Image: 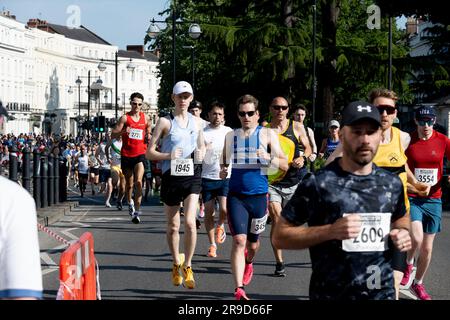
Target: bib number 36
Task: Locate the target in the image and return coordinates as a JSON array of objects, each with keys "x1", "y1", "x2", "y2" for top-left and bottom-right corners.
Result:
[
  {"x1": 171, "y1": 159, "x2": 194, "y2": 176},
  {"x1": 250, "y1": 215, "x2": 268, "y2": 235}
]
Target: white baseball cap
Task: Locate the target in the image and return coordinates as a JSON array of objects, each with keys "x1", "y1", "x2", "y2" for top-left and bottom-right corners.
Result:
[
  {"x1": 172, "y1": 81, "x2": 193, "y2": 95},
  {"x1": 329, "y1": 120, "x2": 340, "y2": 128}
]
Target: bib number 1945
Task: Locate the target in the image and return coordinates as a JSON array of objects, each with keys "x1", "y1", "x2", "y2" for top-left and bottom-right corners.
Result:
[{"x1": 171, "y1": 159, "x2": 194, "y2": 176}]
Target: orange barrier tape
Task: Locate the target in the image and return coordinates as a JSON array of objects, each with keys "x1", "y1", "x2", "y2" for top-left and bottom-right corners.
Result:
[{"x1": 58, "y1": 232, "x2": 98, "y2": 300}]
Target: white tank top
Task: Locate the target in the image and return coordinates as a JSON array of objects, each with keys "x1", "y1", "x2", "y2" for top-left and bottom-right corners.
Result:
[{"x1": 78, "y1": 155, "x2": 89, "y2": 174}]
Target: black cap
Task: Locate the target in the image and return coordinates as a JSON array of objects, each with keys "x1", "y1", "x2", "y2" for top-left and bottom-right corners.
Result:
[
  {"x1": 415, "y1": 105, "x2": 436, "y2": 120},
  {"x1": 341, "y1": 101, "x2": 381, "y2": 127}
]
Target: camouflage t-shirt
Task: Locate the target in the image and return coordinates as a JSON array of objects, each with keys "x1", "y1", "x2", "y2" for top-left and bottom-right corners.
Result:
[{"x1": 282, "y1": 158, "x2": 406, "y2": 300}]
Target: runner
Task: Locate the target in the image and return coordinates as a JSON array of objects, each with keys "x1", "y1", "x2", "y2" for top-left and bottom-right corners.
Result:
[
  {"x1": 266, "y1": 96, "x2": 312, "y2": 277},
  {"x1": 273, "y1": 100, "x2": 411, "y2": 300},
  {"x1": 201, "y1": 101, "x2": 233, "y2": 258},
  {"x1": 111, "y1": 92, "x2": 152, "y2": 223},
  {"x1": 106, "y1": 135, "x2": 125, "y2": 211},
  {"x1": 400, "y1": 106, "x2": 450, "y2": 300},
  {"x1": 88, "y1": 143, "x2": 100, "y2": 195},
  {"x1": 326, "y1": 88, "x2": 428, "y2": 299},
  {"x1": 220, "y1": 94, "x2": 288, "y2": 300},
  {"x1": 147, "y1": 81, "x2": 206, "y2": 289},
  {"x1": 96, "y1": 138, "x2": 113, "y2": 207},
  {"x1": 318, "y1": 120, "x2": 340, "y2": 160},
  {"x1": 76, "y1": 144, "x2": 89, "y2": 198}
]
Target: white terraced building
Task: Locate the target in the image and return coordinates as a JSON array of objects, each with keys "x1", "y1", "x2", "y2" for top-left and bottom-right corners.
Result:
[{"x1": 0, "y1": 11, "x2": 160, "y2": 136}]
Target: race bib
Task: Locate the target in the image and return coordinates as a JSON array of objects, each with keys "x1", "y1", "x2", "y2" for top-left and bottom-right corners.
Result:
[
  {"x1": 128, "y1": 128, "x2": 143, "y2": 140},
  {"x1": 415, "y1": 168, "x2": 438, "y2": 186},
  {"x1": 342, "y1": 213, "x2": 391, "y2": 252},
  {"x1": 171, "y1": 158, "x2": 194, "y2": 176},
  {"x1": 250, "y1": 214, "x2": 268, "y2": 235}
]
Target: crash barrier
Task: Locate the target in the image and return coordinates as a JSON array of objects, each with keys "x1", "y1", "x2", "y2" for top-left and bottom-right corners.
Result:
[
  {"x1": 6, "y1": 146, "x2": 67, "y2": 207},
  {"x1": 58, "y1": 232, "x2": 101, "y2": 300}
]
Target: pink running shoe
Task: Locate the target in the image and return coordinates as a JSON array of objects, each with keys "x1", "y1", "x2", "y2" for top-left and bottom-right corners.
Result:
[
  {"x1": 410, "y1": 283, "x2": 432, "y2": 300},
  {"x1": 243, "y1": 262, "x2": 254, "y2": 286},
  {"x1": 400, "y1": 263, "x2": 414, "y2": 286},
  {"x1": 234, "y1": 287, "x2": 250, "y2": 300}
]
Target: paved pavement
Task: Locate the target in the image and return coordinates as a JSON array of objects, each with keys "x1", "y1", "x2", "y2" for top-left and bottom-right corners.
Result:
[{"x1": 38, "y1": 186, "x2": 450, "y2": 300}]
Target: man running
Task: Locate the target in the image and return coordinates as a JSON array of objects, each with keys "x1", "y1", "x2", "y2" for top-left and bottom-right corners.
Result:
[
  {"x1": 400, "y1": 106, "x2": 450, "y2": 300},
  {"x1": 273, "y1": 101, "x2": 411, "y2": 300},
  {"x1": 220, "y1": 94, "x2": 288, "y2": 300},
  {"x1": 326, "y1": 88, "x2": 428, "y2": 299},
  {"x1": 111, "y1": 92, "x2": 151, "y2": 223},
  {"x1": 201, "y1": 101, "x2": 233, "y2": 258},
  {"x1": 106, "y1": 135, "x2": 125, "y2": 210},
  {"x1": 147, "y1": 81, "x2": 205, "y2": 289},
  {"x1": 266, "y1": 96, "x2": 312, "y2": 277}
]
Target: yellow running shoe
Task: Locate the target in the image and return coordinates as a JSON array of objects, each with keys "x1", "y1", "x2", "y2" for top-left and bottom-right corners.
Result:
[
  {"x1": 172, "y1": 253, "x2": 185, "y2": 286},
  {"x1": 183, "y1": 266, "x2": 196, "y2": 289}
]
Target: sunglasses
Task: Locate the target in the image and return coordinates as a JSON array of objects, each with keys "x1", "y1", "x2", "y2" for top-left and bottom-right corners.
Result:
[
  {"x1": 418, "y1": 119, "x2": 435, "y2": 127},
  {"x1": 238, "y1": 111, "x2": 256, "y2": 117},
  {"x1": 271, "y1": 105, "x2": 289, "y2": 111},
  {"x1": 131, "y1": 102, "x2": 143, "y2": 106},
  {"x1": 376, "y1": 105, "x2": 396, "y2": 115}
]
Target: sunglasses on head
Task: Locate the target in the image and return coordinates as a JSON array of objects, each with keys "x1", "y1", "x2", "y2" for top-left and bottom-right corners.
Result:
[
  {"x1": 417, "y1": 119, "x2": 435, "y2": 127},
  {"x1": 238, "y1": 111, "x2": 256, "y2": 117},
  {"x1": 131, "y1": 102, "x2": 143, "y2": 106},
  {"x1": 376, "y1": 105, "x2": 396, "y2": 115},
  {"x1": 271, "y1": 105, "x2": 289, "y2": 111}
]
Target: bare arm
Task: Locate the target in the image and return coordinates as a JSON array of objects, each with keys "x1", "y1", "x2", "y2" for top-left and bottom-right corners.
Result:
[
  {"x1": 105, "y1": 139, "x2": 112, "y2": 163},
  {"x1": 272, "y1": 215, "x2": 361, "y2": 250},
  {"x1": 146, "y1": 117, "x2": 172, "y2": 161},
  {"x1": 318, "y1": 138, "x2": 327, "y2": 158},
  {"x1": 194, "y1": 117, "x2": 206, "y2": 163},
  {"x1": 308, "y1": 128, "x2": 318, "y2": 153},
  {"x1": 219, "y1": 131, "x2": 233, "y2": 179},
  {"x1": 145, "y1": 114, "x2": 152, "y2": 143},
  {"x1": 406, "y1": 162, "x2": 430, "y2": 196},
  {"x1": 325, "y1": 142, "x2": 343, "y2": 166},
  {"x1": 400, "y1": 130, "x2": 411, "y2": 151},
  {"x1": 265, "y1": 127, "x2": 288, "y2": 172},
  {"x1": 110, "y1": 115, "x2": 127, "y2": 139}
]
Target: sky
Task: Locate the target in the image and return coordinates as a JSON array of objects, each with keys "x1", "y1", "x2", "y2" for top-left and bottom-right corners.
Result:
[{"x1": 0, "y1": 0, "x2": 170, "y2": 50}]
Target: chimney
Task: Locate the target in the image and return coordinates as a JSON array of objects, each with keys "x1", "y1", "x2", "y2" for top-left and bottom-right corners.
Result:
[
  {"x1": 406, "y1": 17, "x2": 418, "y2": 36},
  {"x1": 126, "y1": 45, "x2": 144, "y2": 56},
  {"x1": 1, "y1": 10, "x2": 16, "y2": 20}
]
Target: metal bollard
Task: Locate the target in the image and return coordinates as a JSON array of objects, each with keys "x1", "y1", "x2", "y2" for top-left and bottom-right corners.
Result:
[
  {"x1": 8, "y1": 145, "x2": 18, "y2": 183},
  {"x1": 33, "y1": 149, "x2": 41, "y2": 209},
  {"x1": 48, "y1": 153, "x2": 54, "y2": 206},
  {"x1": 40, "y1": 152, "x2": 48, "y2": 208},
  {"x1": 54, "y1": 155, "x2": 60, "y2": 204},
  {"x1": 22, "y1": 147, "x2": 31, "y2": 192}
]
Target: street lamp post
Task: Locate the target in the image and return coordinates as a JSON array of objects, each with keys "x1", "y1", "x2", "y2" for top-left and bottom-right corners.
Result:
[
  {"x1": 312, "y1": 0, "x2": 317, "y2": 129},
  {"x1": 147, "y1": 5, "x2": 202, "y2": 87},
  {"x1": 182, "y1": 45, "x2": 195, "y2": 90},
  {"x1": 388, "y1": 15, "x2": 393, "y2": 90},
  {"x1": 97, "y1": 52, "x2": 136, "y2": 120},
  {"x1": 76, "y1": 77, "x2": 82, "y2": 131}
]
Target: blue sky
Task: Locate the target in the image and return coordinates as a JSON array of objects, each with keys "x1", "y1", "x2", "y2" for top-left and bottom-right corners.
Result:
[{"x1": 0, "y1": 0, "x2": 170, "y2": 49}]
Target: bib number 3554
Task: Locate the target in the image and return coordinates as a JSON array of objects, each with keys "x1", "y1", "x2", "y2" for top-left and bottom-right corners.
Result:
[
  {"x1": 342, "y1": 212, "x2": 391, "y2": 252},
  {"x1": 171, "y1": 159, "x2": 194, "y2": 176}
]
